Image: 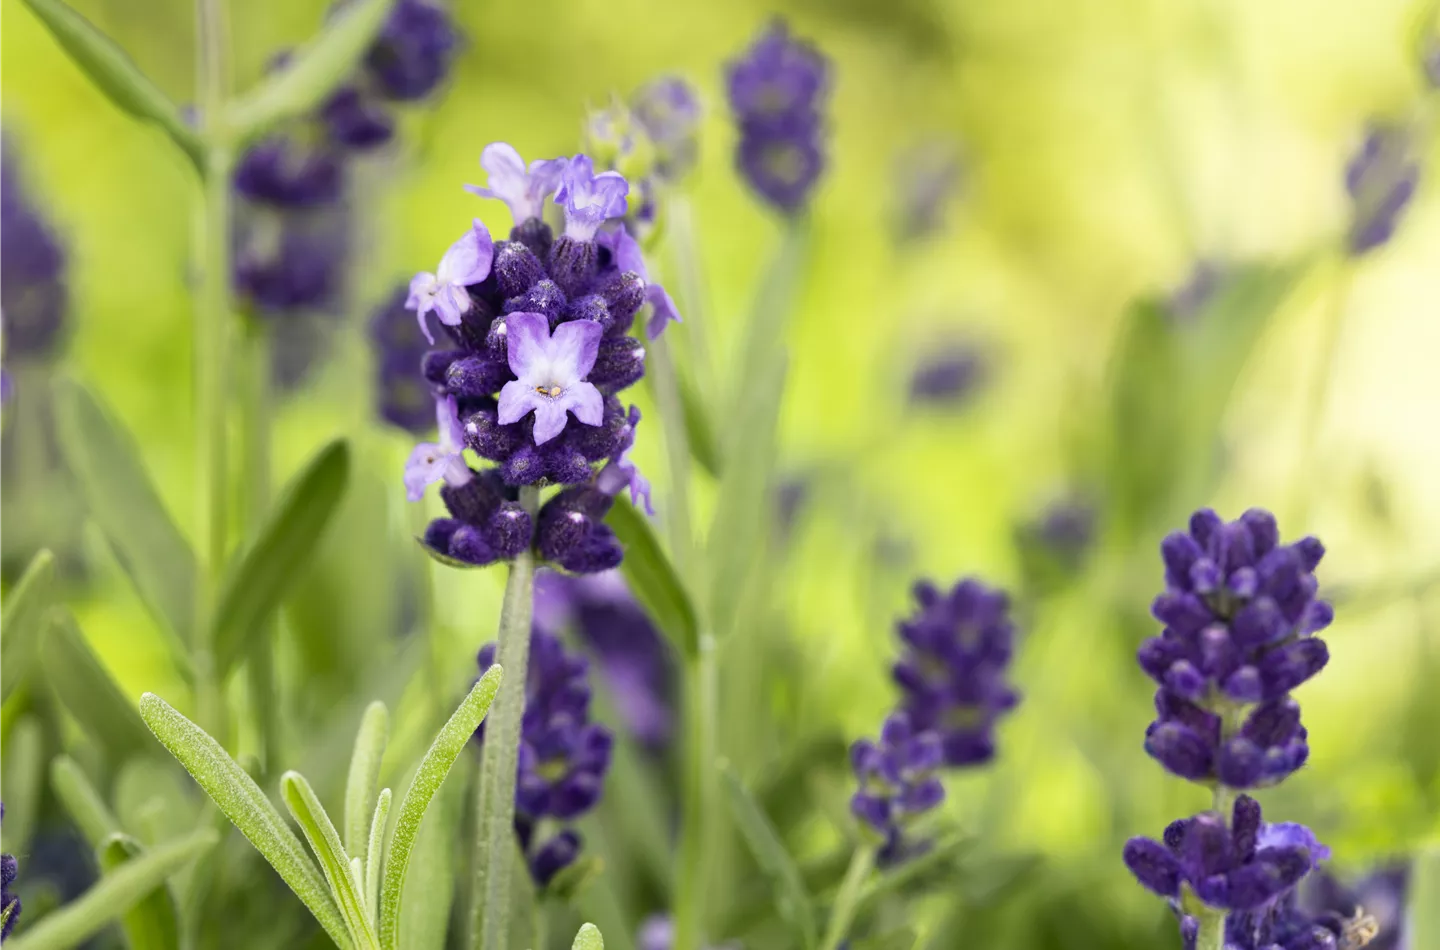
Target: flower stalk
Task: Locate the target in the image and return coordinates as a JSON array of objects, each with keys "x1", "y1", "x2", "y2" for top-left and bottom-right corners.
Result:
[
  {"x1": 239, "y1": 314, "x2": 277, "y2": 774},
  {"x1": 820, "y1": 845, "x2": 876, "y2": 950}
]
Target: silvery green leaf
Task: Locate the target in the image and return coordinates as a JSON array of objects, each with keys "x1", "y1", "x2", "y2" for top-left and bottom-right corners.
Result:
[
  {"x1": 366, "y1": 789, "x2": 392, "y2": 926},
  {"x1": 43, "y1": 610, "x2": 154, "y2": 767},
  {"x1": 50, "y1": 755, "x2": 122, "y2": 848},
  {"x1": 281, "y1": 771, "x2": 379, "y2": 949},
  {"x1": 345, "y1": 701, "x2": 390, "y2": 865},
  {"x1": 1, "y1": 549, "x2": 55, "y2": 701},
  {"x1": 138, "y1": 693, "x2": 350, "y2": 947},
  {"x1": 213, "y1": 439, "x2": 350, "y2": 678},
  {"x1": 0, "y1": 716, "x2": 44, "y2": 852},
  {"x1": 1409, "y1": 846, "x2": 1440, "y2": 950},
  {"x1": 15, "y1": 0, "x2": 203, "y2": 171},
  {"x1": 379, "y1": 665, "x2": 503, "y2": 950},
  {"x1": 97, "y1": 834, "x2": 182, "y2": 950},
  {"x1": 571, "y1": 923, "x2": 604, "y2": 950},
  {"x1": 606, "y1": 497, "x2": 698, "y2": 658},
  {"x1": 224, "y1": 0, "x2": 391, "y2": 142},
  {"x1": 678, "y1": 371, "x2": 721, "y2": 476},
  {"x1": 4, "y1": 829, "x2": 216, "y2": 950},
  {"x1": 397, "y1": 771, "x2": 461, "y2": 950},
  {"x1": 52, "y1": 378, "x2": 196, "y2": 658},
  {"x1": 720, "y1": 763, "x2": 818, "y2": 950}
]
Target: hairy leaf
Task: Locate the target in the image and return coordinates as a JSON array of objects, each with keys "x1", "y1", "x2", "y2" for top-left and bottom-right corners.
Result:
[
  {"x1": 1, "y1": 550, "x2": 55, "y2": 701},
  {"x1": 606, "y1": 497, "x2": 698, "y2": 658}
]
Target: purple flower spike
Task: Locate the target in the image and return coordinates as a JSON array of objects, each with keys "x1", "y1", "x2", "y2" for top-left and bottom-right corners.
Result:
[
  {"x1": 407, "y1": 220, "x2": 494, "y2": 342},
  {"x1": 465, "y1": 143, "x2": 566, "y2": 226},
  {"x1": 554, "y1": 155, "x2": 630, "y2": 241},
  {"x1": 403, "y1": 396, "x2": 472, "y2": 501},
  {"x1": 497, "y1": 312, "x2": 605, "y2": 444}
]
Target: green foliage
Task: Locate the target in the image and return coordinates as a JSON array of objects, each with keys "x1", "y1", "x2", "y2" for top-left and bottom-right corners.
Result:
[
  {"x1": 678, "y1": 372, "x2": 722, "y2": 476},
  {"x1": 97, "y1": 834, "x2": 182, "y2": 950},
  {"x1": 50, "y1": 755, "x2": 121, "y2": 847},
  {"x1": 606, "y1": 497, "x2": 698, "y2": 658},
  {"x1": 282, "y1": 771, "x2": 381, "y2": 949},
  {"x1": 1, "y1": 549, "x2": 55, "y2": 701},
  {"x1": 345, "y1": 701, "x2": 390, "y2": 864},
  {"x1": 1410, "y1": 846, "x2": 1440, "y2": 950},
  {"x1": 0, "y1": 716, "x2": 45, "y2": 853},
  {"x1": 43, "y1": 611, "x2": 155, "y2": 767},
  {"x1": 721, "y1": 763, "x2": 819, "y2": 950},
  {"x1": 572, "y1": 923, "x2": 605, "y2": 950}
]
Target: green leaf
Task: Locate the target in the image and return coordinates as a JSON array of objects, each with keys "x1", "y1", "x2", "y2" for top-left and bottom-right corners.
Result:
[
  {"x1": 224, "y1": 0, "x2": 392, "y2": 142},
  {"x1": 98, "y1": 834, "x2": 182, "y2": 950},
  {"x1": 545, "y1": 855, "x2": 603, "y2": 904},
  {"x1": 43, "y1": 610, "x2": 154, "y2": 765},
  {"x1": 50, "y1": 755, "x2": 122, "y2": 848},
  {"x1": 281, "y1": 771, "x2": 378, "y2": 948},
  {"x1": 1409, "y1": 846, "x2": 1440, "y2": 950},
  {"x1": 397, "y1": 771, "x2": 462, "y2": 950},
  {"x1": 0, "y1": 716, "x2": 45, "y2": 853},
  {"x1": 5, "y1": 829, "x2": 216, "y2": 950},
  {"x1": 138, "y1": 692, "x2": 350, "y2": 947},
  {"x1": 114, "y1": 758, "x2": 200, "y2": 849},
  {"x1": 1, "y1": 549, "x2": 56, "y2": 701},
  {"x1": 678, "y1": 371, "x2": 721, "y2": 477},
  {"x1": 378, "y1": 665, "x2": 504, "y2": 950},
  {"x1": 345, "y1": 701, "x2": 390, "y2": 865},
  {"x1": 572, "y1": 923, "x2": 605, "y2": 950},
  {"x1": 15, "y1": 0, "x2": 203, "y2": 171},
  {"x1": 851, "y1": 927, "x2": 917, "y2": 950},
  {"x1": 365, "y1": 789, "x2": 392, "y2": 925},
  {"x1": 720, "y1": 763, "x2": 818, "y2": 950},
  {"x1": 606, "y1": 497, "x2": 698, "y2": 658},
  {"x1": 52, "y1": 379, "x2": 197, "y2": 656},
  {"x1": 213, "y1": 439, "x2": 350, "y2": 678}
]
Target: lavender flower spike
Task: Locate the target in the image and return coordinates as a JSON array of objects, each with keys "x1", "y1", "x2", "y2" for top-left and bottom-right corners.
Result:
[
  {"x1": 497, "y1": 312, "x2": 605, "y2": 444},
  {"x1": 407, "y1": 220, "x2": 494, "y2": 342},
  {"x1": 404, "y1": 395, "x2": 472, "y2": 500},
  {"x1": 465, "y1": 143, "x2": 566, "y2": 226},
  {"x1": 554, "y1": 155, "x2": 630, "y2": 241},
  {"x1": 600, "y1": 225, "x2": 681, "y2": 339}
]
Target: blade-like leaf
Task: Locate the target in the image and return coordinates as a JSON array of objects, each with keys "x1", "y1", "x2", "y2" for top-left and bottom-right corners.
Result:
[
  {"x1": 282, "y1": 771, "x2": 378, "y2": 948},
  {"x1": 43, "y1": 610, "x2": 154, "y2": 765},
  {"x1": 720, "y1": 763, "x2": 818, "y2": 950},
  {"x1": 50, "y1": 755, "x2": 122, "y2": 847},
  {"x1": 214, "y1": 439, "x2": 350, "y2": 677},
  {"x1": 224, "y1": 0, "x2": 392, "y2": 142},
  {"x1": 396, "y1": 773, "x2": 460, "y2": 950},
  {"x1": 0, "y1": 717, "x2": 45, "y2": 852},
  {"x1": 15, "y1": 0, "x2": 203, "y2": 171},
  {"x1": 366, "y1": 789, "x2": 391, "y2": 925},
  {"x1": 572, "y1": 924, "x2": 604, "y2": 950},
  {"x1": 678, "y1": 371, "x2": 721, "y2": 477},
  {"x1": 98, "y1": 834, "x2": 182, "y2": 950},
  {"x1": 345, "y1": 701, "x2": 390, "y2": 864},
  {"x1": 1, "y1": 549, "x2": 55, "y2": 701},
  {"x1": 52, "y1": 378, "x2": 197, "y2": 655},
  {"x1": 606, "y1": 497, "x2": 698, "y2": 659},
  {"x1": 138, "y1": 692, "x2": 350, "y2": 947},
  {"x1": 5, "y1": 829, "x2": 215, "y2": 950},
  {"x1": 1409, "y1": 846, "x2": 1440, "y2": 950},
  {"x1": 378, "y1": 665, "x2": 504, "y2": 950}
]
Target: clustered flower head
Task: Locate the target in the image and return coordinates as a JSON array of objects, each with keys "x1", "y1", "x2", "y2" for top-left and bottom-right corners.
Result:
[
  {"x1": 725, "y1": 20, "x2": 831, "y2": 214},
  {"x1": 850, "y1": 578, "x2": 1020, "y2": 864},
  {"x1": 1345, "y1": 122, "x2": 1420, "y2": 256},
  {"x1": 2, "y1": 803, "x2": 19, "y2": 940},
  {"x1": 1, "y1": 135, "x2": 69, "y2": 367},
  {"x1": 401, "y1": 143, "x2": 672, "y2": 572},
  {"x1": 1138, "y1": 508, "x2": 1331, "y2": 789},
  {"x1": 475, "y1": 632, "x2": 613, "y2": 888}
]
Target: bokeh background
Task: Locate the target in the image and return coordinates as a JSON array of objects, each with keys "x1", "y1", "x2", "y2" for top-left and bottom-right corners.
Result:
[{"x1": 4, "y1": 0, "x2": 1440, "y2": 947}]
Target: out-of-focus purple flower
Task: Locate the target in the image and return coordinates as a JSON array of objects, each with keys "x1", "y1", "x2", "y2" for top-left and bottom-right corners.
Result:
[
  {"x1": 850, "y1": 713, "x2": 946, "y2": 864},
  {"x1": 408, "y1": 221, "x2": 494, "y2": 343},
  {"x1": 1166, "y1": 260, "x2": 1224, "y2": 321},
  {"x1": 725, "y1": 20, "x2": 831, "y2": 214},
  {"x1": 1, "y1": 138, "x2": 68, "y2": 362},
  {"x1": 1423, "y1": 39, "x2": 1440, "y2": 89},
  {"x1": 319, "y1": 85, "x2": 395, "y2": 150},
  {"x1": 234, "y1": 138, "x2": 346, "y2": 209},
  {"x1": 363, "y1": 0, "x2": 459, "y2": 102},
  {"x1": 496, "y1": 312, "x2": 604, "y2": 444},
  {"x1": 1345, "y1": 123, "x2": 1421, "y2": 255},
  {"x1": 555, "y1": 155, "x2": 630, "y2": 241},
  {"x1": 535, "y1": 568, "x2": 675, "y2": 748},
  {"x1": 631, "y1": 77, "x2": 702, "y2": 180},
  {"x1": 370, "y1": 286, "x2": 435, "y2": 433},
  {"x1": 1137, "y1": 508, "x2": 1330, "y2": 788},
  {"x1": 892, "y1": 578, "x2": 1020, "y2": 767},
  {"x1": 233, "y1": 207, "x2": 350, "y2": 315},
  {"x1": 907, "y1": 340, "x2": 987, "y2": 407},
  {"x1": 476, "y1": 631, "x2": 613, "y2": 887},
  {"x1": 637, "y1": 914, "x2": 740, "y2": 950},
  {"x1": 465, "y1": 143, "x2": 567, "y2": 228},
  {"x1": 2, "y1": 803, "x2": 19, "y2": 940},
  {"x1": 894, "y1": 140, "x2": 961, "y2": 242},
  {"x1": 1300, "y1": 863, "x2": 1407, "y2": 950}
]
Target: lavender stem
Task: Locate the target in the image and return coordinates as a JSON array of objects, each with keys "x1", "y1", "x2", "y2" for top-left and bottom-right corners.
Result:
[
  {"x1": 819, "y1": 845, "x2": 876, "y2": 950},
  {"x1": 239, "y1": 315, "x2": 277, "y2": 775}
]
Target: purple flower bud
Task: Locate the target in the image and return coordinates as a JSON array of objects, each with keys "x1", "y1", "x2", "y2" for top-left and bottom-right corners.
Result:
[
  {"x1": 364, "y1": 0, "x2": 458, "y2": 102},
  {"x1": 1123, "y1": 837, "x2": 1182, "y2": 898},
  {"x1": 319, "y1": 86, "x2": 394, "y2": 150},
  {"x1": 493, "y1": 241, "x2": 547, "y2": 297},
  {"x1": 1144, "y1": 721, "x2": 1214, "y2": 780},
  {"x1": 1346, "y1": 123, "x2": 1421, "y2": 255},
  {"x1": 234, "y1": 138, "x2": 344, "y2": 209}
]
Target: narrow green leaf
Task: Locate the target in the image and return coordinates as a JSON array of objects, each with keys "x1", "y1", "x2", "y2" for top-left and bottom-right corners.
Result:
[
  {"x1": 0, "y1": 717, "x2": 45, "y2": 852},
  {"x1": 678, "y1": 372, "x2": 721, "y2": 477},
  {"x1": 282, "y1": 771, "x2": 378, "y2": 948},
  {"x1": 225, "y1": 0, "x2": 392, "y2": 142},
  {"x1": 98, "y1": 834, "x2": 182, "y2": 950},
  {"x1": 1409, "y1": 846, "x2": 1440, "y2": 950},
  {"x1": 606, "y1": 497, "x2": 698, "y2": 658},
  {"x1": 365, "y1": 789, "x2": 392, "y2": 925},
  {"x1": 854, "y1": 835, "x2": 973, "y2": 914},
  {"x1": 1, "y1": 549, "x2": 56, "y2": 701},
  {"x1": 52, "y1": 378, "x2": 197, "y2": 654},
  {"x1": 397, "y1": 772, "x2": 461, "y2": 950},
  {"x1": 572, "y1": 923, "x2": 604, "y2": 950},
  {"x1": 43, "y1": 610, "x2": 153, "y2": 764},
  {"x1": 15, "y1": 0, "x2": 203, "y2": 171},
  {"x1": 379, "y1": 665, "x2": 504, "y2": 950},
  {"x1": 50, "y1": 755, "x2": 122, "y2": 847},
  {"x1": 214, "y1": 439, "x2": 351, "y2": 678},
  {"x1": 138, "y1": 692, "x2": 350, "y2": 947},
  {"x1": 114, "y1": 758, "x2": 200, "y2": 849},
  {"x1": 851, "y1": 927, "x2": 917, "y2": 950},
  {"x1": 5, "y1": 829, "x2": 215, "y2": 950},
  {"x1": 345, "y1": 701, "x2": 390, "y2": 865},
  {"x1": 720, "y1": 763, "x2": 818, "y2": 950}
]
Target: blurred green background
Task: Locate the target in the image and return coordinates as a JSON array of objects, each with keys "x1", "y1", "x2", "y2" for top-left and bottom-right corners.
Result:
[{"x1": 4, "y1": 0, "x2": 1440, "y2": 946}]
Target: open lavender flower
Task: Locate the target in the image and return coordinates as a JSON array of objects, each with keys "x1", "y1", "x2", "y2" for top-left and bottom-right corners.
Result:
[
  {"x1": 725, "y1": 20, "x2": 831, "y2": 214},
  {"x1": 408, "y1": 221, "x2": 494, "y2": 342},
  {"x1": 496, "y1": 313, "x2": 604, "y2": 443},
  {"x1": 475, "y1": 631, "x2": 614, "y2": 888},
  {"x1": 1345, "y1": 123, "x2": 1421, "y2": 255},
  {"x1": 850, "y1": 713, "x2": 946, "y2": 864},
  {"x1": 1138, "y1": 508, "x2": 1331, "y2": 789},
  {"x1": 2, "y1": 804, "x2": 18, "y2": 940},
  {"x1": 892, "y1": 579, "x2": 1020, "y2": 767}
]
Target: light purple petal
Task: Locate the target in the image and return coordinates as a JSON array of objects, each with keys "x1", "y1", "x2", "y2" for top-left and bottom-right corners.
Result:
[
  {"x1": 438, "y1": 220, "x2": 494, "y2": 286},
  {"x1": 550, "y1": 319, "x2": 604, "y2": 378},
  {"x1": 644, "y1": 283, "x2": 681, "y2": 339},
  {"x1": 497, "y1": 379, "x2": 542, "y2": 426},
  {"x1": 504, "y1": 311, "x2": 552, "y2": 378},
  {"x1": 436, "y1": 283, "x2": 471, "y2": 326},
  {"x1": 404, "y1": 441, "x2": 447, "y2": 501},
  {"x1": 437, "y1": 395, "x2": 465, "y2": 450},
  {"x1": 528, "y1": 157, "x2": 567, "y2": 200},
  {"x1": 610, "y1": 224, "x2": 648, "y2": 278},
  {"x1": 407, "y1": 271, "x2": 438, "y2": 342},
  {"x1": 557, "y1": 155, "x2": 631, "y2": 240},
  {"x1": 531, "y1": 400, "x2": 571, "y2": 444},
  {"x1": 564, "y1": 380, "x2": 604, "y2": 427}
]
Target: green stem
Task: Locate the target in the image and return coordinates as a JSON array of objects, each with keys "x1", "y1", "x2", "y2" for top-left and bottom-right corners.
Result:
[
  {"x1": 820, "y1": 845, "x2": 876, "y2": 950},
  {"x1": 472, "y1": 487, "x2": 539, "y2": 950},
  {"x1": 239, "y1": 316, "x2": 276, "y2": 775},
  {"x1": 674, "y1": 634, "x2": 718, "y2": 950},
  {"x1": 668, "y1": 196, "x2": 716, "y2": 407},
  {"x1": 647, "y1": 334, "x2": 695, "y2": 574}
]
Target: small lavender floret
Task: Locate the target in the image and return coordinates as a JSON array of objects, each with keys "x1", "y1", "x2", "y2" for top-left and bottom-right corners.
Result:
[
  {"x1": 1345, "y1": 123, "x2": 1421, "y2": 255},
  {"x1": 234, "y1": 139, "x2": 345, "y2": 209},
  {"x1": 495, "y1": 312, "x2": 605, "y2": 445},
  {"x1": 408, "y1": 221, "x2": 495, "y2": 343},
  {"x1": 907, "y1": 340, "x2": 987, "y2": 407},
  {"x1": 465, "y1": 143, "x2": 567, "y2": 228},
  {"x1": 319, "y1": 85, "x2": 395, "y2": 150},
  {"x1": 1, "y1": 140, "x2": 69, "y2": 361},
  {"x1": 850, "y1": 713, "x2": 946, "y2": 864}
]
